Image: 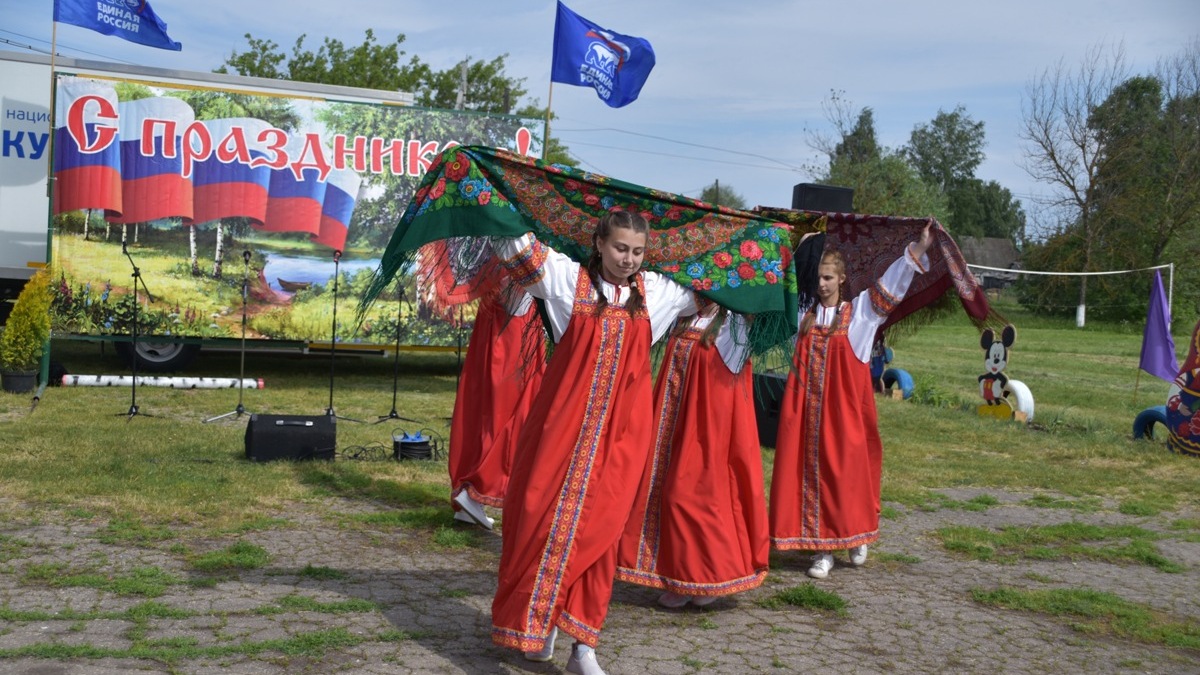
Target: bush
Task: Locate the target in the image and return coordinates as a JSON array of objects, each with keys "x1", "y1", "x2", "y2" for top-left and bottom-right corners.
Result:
[{"x1": 0, "y1": 268, "x2": 54, "y2": 372}]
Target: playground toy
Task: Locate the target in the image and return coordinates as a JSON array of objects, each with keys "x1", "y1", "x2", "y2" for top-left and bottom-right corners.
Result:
[{"x1": 977, "y1": 325, "x2": 1034, "y2": 423}]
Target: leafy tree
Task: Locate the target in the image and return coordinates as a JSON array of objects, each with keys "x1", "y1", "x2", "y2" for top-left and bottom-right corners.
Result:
[
  {"x1": 903, "y1": 105, "x2": 985, "y2": 192},
  {"x1": 833, "y1": 108, "x2": 881, "y2": 165},
  {"x1": 219, "y1": 30, "x2": 417, "y2": 92},
  {"x1": 216, "y1": 31, "x2": 572, "y2": 250},
  {"x1": 1019, "y1": 42, "x2": 1131, "y2": 318},
  {"x1": 827, "y1": 153, "x2": 948, "y2": 221},
  {"x1": 904, "y1": 106, "x2": 1025, "y2": 244},
  {"x1": 514, "y1": 104, "x2": 576, "y2": 167},
  {"x1": 699, "y1": 181, "x2": 747, "y2": 210},
  {"x1": 946, "y1": 178, "x2": 1026, "y2": 242},
  {"x1": 414, "y1": 55, "x2": 526, "y2": 113},
  {"x1": 1020, "y1": 40, "x2": 1200, "y2": 323},
  {"x1": 807, "y1": 92, "x2": 947, "y2": 219}
]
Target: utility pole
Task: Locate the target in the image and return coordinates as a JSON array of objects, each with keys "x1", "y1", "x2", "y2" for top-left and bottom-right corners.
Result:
[{"x1": 455, "y1": 60, "x2": 468, "y2": 110}]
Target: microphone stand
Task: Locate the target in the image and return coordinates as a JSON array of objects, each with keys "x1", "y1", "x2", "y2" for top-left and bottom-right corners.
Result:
[
  {"x1": 115, "y1": 240, "x2": 154, "y2": 421},
  {"x1": 204, "y1": 250, "x2": 255, "y2": 423},
  {"x1": 376, "y1": 280, "x2": 420, "y2": 424},
  {"x1": 325, "y1": 250, "x2": 362, "y2": 423}
]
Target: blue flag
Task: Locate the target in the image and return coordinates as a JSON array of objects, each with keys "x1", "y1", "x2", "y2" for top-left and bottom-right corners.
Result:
[
  {"x1": 1139, "y1": 269, "x2": 1179, "y2": 382},
  {"x1": 54, "y1": 0, "x2": 182, "y2": 52},
  {"x1": 550, "y1": 1, "x2": 654, "y2": 108}
]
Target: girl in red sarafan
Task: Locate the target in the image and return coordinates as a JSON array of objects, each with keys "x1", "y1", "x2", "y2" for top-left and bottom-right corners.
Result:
[
  {"x1": 616, "y1": 306, "x2": 769, "y2": 608},
  {"x1": 490, "y1": 211, "x2": 701, "y2": 675},
  {"x1": 770, "y1": 224, "x2": 932, "y2": 580},
  {"x1": 448, "y1": 281, "x2": 547, "y2": 530}
]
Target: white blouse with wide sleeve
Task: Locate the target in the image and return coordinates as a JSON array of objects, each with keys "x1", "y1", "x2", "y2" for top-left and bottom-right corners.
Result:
[
  {"x1": 804, "y1": 243, "x2": 930, "y2": 363},
  {"x1": 497, "y1": 233, "x2": 699, "y2": 344},
  {"x1": 683, "y1": 312, "x2": 751, "y2": 375}
]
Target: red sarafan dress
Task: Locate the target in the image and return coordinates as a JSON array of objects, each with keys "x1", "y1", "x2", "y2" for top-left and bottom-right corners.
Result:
[
  {"x1": 491, "y1": 235, "x2": 697, "y2": 651},
  {"x1": 616, "y1": 313, "x2": 769, "y2": 597},
  {"x1": 770, "y1": 246, "x2": 927, "y2": 552},
  {"x1": 448, "y1": 289, "x2": 546, "y2": 508}
]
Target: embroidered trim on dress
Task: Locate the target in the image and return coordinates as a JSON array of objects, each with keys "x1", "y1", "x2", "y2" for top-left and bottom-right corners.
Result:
[{"x1": 501, "y1": 238, "x2": 549, "y2": 288}]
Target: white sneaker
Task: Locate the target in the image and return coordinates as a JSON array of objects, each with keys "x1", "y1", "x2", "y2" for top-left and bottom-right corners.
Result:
[
  {"x1": 848, "y1": 544, "x2": 869, "y2": 567},
  {"x1": 657, "y1": 591, "x2": 691, "y2": 608},
  {"x1": 452, "y1": 490, "x2": 494, "y2": 530},
  {"x1": 807, "y1": 552, "x2": 834, "y2": 579},
  {"x1": 523, "y1": 627, "x2": 556, "y2": 662},
  {"x1": 566, "y1": 644, "x2": 608, "y2": 675}
]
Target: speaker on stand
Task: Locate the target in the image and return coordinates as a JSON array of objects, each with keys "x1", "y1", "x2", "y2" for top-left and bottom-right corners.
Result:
[
  {"x1": 792, "y1": 183, "x2": 854, "y2": 213},
  {"x1": 753, "y1": 371, "x2": 788, "y2": 449}
]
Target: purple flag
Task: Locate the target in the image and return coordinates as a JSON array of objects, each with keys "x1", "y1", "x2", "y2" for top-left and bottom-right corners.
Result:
[{"x1": 1139, "y1": 269, "x2": 1179, "y2": 382}]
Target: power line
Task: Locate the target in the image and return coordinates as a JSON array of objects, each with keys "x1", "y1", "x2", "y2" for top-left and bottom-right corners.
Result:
[
  {"x1": 563, "y1": 139, "x2": 806, "y2": 173},
  {"x1": 554, "y1": 124, "x2": 807, "y2": 172},
  {"x1": 0, "y1": 28, "x2": 137, "y2": 64}
]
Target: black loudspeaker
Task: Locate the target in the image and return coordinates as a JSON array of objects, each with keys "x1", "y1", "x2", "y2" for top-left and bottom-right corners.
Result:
[
  {"x1": 792, "y1": 183, "x2": 854, "y2": 213},
  {"x1": 753, "y1": 372, "x2": 788, "y2": 449},
  {"x1": 244, "y1": 414, "x2": 336, "y2": 461}
]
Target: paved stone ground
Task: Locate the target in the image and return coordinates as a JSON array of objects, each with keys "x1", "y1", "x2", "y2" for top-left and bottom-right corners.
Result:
[{"x1": 0, "y1": 488, "x2": 1197, "y2": 675}]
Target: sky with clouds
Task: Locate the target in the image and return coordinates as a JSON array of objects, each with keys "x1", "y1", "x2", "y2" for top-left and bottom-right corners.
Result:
[{"x1": 3, "y1": 0, "x2": 1197, "y2": 227}]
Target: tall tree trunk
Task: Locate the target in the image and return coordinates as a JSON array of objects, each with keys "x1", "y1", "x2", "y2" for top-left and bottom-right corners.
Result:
[
  {"x1": 189, "y1": 226, "x2": 200, "y2": 276},
  {"x1": 133, "y1": 223, "x2": 140, "y2": 244},
  {"x1": 83, "y1": 210, "x2": 91, "y2": 241},
  {"x1": 212, "y1": 222, "x2": 225, "y2": 279},
  {"x1": 1076, "y1": 232, "x2": 1093, "y2": 327}
]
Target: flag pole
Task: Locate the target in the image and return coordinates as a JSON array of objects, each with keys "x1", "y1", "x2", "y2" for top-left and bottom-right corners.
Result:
[
  {"x1": 543, "y1": 82, "x2": 554, "y2": 158},
  {"x1": 47, "y1": 17, "x2": 59, "y2": 198},
  {"x1": 41, "y1": 16, "x2": 61, "y2": 392}
]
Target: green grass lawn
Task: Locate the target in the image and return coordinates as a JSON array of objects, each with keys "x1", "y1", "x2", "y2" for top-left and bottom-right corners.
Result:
[{"x1": 1, "y1": 296, "x2": 1197, "y2": 531}]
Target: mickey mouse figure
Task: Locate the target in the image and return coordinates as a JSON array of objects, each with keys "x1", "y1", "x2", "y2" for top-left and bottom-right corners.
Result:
[{"x1": 979, "y1": 325, "x2": 1016, "y2": 406}]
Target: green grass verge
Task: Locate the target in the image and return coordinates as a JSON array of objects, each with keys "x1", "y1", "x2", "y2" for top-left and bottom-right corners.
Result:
[
  {"x1": 973, "y1": 586, "x2": 1200, "y2": 649},
  {"x1": 937, "y1": 522, "x2": 1183, "y2": 572}
]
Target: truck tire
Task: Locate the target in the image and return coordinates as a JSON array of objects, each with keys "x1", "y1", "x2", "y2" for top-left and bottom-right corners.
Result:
[
  {"x1": 1132, "y1": 406, "x2": 1168, "y2": 441},
  {"x1": 115, "y1": 341, "x2": 200, "y2": 373},
  {"x1": 1003, "y1": 379, "x2": 1035, "y2": 422},
  {"x1": 881, "y1": 368, "x2": 914, "y2": 399}
]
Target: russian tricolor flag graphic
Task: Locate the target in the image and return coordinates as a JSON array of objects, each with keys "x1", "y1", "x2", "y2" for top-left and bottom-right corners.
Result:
[
  {"x1": 52, "y1": 78, "x2": 122, "y2": 215},
  {"x1": 106, "y1": 96, "x2": 195, "y2": 224},
  {"x1": 312, "y1": 167, "x2": 361, "y2": 252},
  {"x1": 261, "y1": 134, "x2": 326, "y2": 237},
  {"x1": 190, "y1": 118, "x2": 273, "y2": 226}
]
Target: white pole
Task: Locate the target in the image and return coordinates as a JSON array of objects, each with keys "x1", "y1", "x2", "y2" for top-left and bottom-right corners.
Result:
[{"x1": 1168, "y1": 262, "x2": 1174, "y2": 323}]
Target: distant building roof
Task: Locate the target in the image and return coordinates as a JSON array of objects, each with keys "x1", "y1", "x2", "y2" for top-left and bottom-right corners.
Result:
[{"x1": 959, "y1": 236, "x2": 1020, "y2": 269}]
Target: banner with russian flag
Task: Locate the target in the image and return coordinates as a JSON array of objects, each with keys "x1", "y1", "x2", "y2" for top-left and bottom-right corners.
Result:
[
  {"x1": 46, "y1": 69, "x2": 543, "y2": 348},
  {"x1": 52, "y1": 78, "x2": 123, "y2": 215},
  {"x1": 190, "y1": 118, "x2": 273, "y2": 226},
  {"x1": 313, "y1": 167, "x2": 362, "y2": 253},
  {"x1": 106, "y1": 96, "x2": 194, "y2": 224},
  {"x1": 260, "y1": 134, "x2": 327, "y2": 238}
]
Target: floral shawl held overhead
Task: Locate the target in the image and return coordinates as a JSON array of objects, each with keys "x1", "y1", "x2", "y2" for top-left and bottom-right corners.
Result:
[
  {"x1": 360, "y1": 146, "x2": 800, "y2": 353},
  {"x1": 756, "y1": 208, "x2": 994, "y2": 331}
]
